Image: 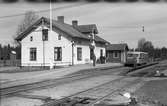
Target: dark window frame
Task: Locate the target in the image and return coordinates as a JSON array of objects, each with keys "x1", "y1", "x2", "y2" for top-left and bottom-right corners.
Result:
[
  {"x1": 54, "y1": 47, "x2": 62, "y2": 61},
  {"x1": 113, "y1": 51, "x2": 119, "y2": 58},
  {"x1": 77, "y1": 47, "x2": 82, "y2": 61},
  {"x1": 100, "y1": 49, "x2": 103, "y2": 56},
  {"x1": 30, "y1": 48, "x2": 37, "y2": 61},
  {"x1": 42, "y1": 29, "x2": 48, "y2": 41},
  {"x1": 58, "y1": 34, "x2": 61, "y2": 40},
  {"x1": 30, "y1": 36, "x2": 33, "y2": 41}
]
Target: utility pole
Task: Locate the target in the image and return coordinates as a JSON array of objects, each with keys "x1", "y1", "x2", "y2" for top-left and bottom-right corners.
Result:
[
  {"x1": 50, "y1": 0, "x2": 52, "y2": 31},
  {"x1": 91, "y1": 28, "x2": 96, "y2": 67},
  {"x1": 49, "y1": 0, "x2": 53, "y2": 69},
  {"x1": 72, "y1": 41, "x2": 74, "y2": 66},
  {"x1": 42, "y1": 18, "x2": 45, "y2": 69}
]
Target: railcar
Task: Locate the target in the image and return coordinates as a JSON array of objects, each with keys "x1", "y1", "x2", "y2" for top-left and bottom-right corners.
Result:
[{"x1": 125, "y1": 51, "x2": 148, "y2": 66}]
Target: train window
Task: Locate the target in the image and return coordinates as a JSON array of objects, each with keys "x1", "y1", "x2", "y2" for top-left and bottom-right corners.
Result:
[
  {"x1": 133, "y1": 54, "x2": 139, "y2": 58},
  {"x1": 127, "y1": 53, "x2": 138, "y2": 58},
  {"x1": 128, "y1": 53, "x2": 133, "y2": 57}
]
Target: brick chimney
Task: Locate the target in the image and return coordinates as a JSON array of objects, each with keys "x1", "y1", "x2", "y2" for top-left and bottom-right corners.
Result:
[
  {"x1": 72, "y1": 20, "x2": 78, "y2": 28},
  {"x1": 57, "y1": 16, "x2": 64, "y2": 23}
]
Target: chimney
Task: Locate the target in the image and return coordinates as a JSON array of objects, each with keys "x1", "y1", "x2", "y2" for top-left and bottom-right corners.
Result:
[
  {"x1": 72, "y1": 20, "x2": 78, "y2": 28},
  {"x1": 57, "y1": 16, "x2": 64, "y2": 23}
]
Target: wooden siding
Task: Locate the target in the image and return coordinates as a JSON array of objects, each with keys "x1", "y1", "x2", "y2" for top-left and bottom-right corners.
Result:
[{"x1": 106, "y1": 50, "x2": 122, "y2": 63}]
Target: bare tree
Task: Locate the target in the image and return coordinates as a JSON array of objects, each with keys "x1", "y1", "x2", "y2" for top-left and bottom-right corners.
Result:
[
  {"x1": 143, "y1": 41, "x2": 154, "y2": 58},
  {"x1": 16, "y1": 11, "x2": 39, "y2": 36},
  {"x1": 13, "y1": 11, "x2": 39, "y2": 45},
  {"x1": 137, "y1": 38, "x2": 146, "y2": 51}
]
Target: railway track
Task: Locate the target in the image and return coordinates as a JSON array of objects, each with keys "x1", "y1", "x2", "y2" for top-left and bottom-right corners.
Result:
[
  {"x1": 0, "y1": 66, "x2": 128, "y2": 97},
  {"x1": 39, "y1": 63, "x2": 160, "y2": 106},
  {"x1": 87, "y1": 73, "x2": 150, "y2": 106},
  {"x1": 40, "y1": 76, "x2": 127, "y2": 106},
  {"x1": 126, "y1": 62, "x2": 160, "y2": 77},
  {"x1": 0, "y1": 62, "x2": 159, "y2": 106},
  {"x1": 40, "y1": 71, "x2": 149, "y2": 106}
]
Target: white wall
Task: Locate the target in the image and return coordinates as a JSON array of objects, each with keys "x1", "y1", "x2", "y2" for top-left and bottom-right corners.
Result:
[
  {"x1": 21, "y1": 26, "x2": 72, "y2": 67},
  {"x1": 73, "y1": 44, "x2": 90, "y2": 64},
  {"x1": 73, "y1": 44, "x2": 106, "y2": 65},
  {"x1": 94, "y1": 46, "x2": 106, "y2": 59},
  {"x1": 21, "y1": 25, "x2": 106, "y2": 67},
  {"x1": 121, "y1": 51, "x2": 127, "y2": 63}
]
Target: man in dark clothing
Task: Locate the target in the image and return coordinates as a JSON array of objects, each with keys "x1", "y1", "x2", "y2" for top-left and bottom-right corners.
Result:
[{"x1": 93, "y1": 53, "x2": 96, "y2": 67}]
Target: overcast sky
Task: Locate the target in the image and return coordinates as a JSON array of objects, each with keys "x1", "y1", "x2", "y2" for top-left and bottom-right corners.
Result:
[{"x1": 0, "y1": 2, "x2": 167, "y2": 48}]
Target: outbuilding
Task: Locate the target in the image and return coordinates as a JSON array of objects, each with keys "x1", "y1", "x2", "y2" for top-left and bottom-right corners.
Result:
[{"x1": 106, "y1": 43, "x2": 129, "y2": 63}]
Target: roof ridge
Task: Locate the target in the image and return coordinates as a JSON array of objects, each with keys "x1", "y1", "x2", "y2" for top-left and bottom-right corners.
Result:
[
  {"x1": 78, "y1": 24, "x2": 96, "y2": 26},
  {"x1": 16, "y1": 16, "x2": 108, "y2": 44}
]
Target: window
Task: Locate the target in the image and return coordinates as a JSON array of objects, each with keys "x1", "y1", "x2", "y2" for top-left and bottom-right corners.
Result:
[
  {"x1": 54, "y1": 47, "x2": 62, "y2": 61},
  {"x1": 58, "y1": 35, "x2": 61, "y2": 40},
  {"x1": 30, "y1": 36, "x2": 33, "y2": 41},
  {"x1": 77, "y1": 47, "x2": 82, "y2": 61},
  {"x1": 42, "y1": 29, "x2": 48, "y2": 41},
  {"x1": 90, "y1": 49, "x2": 94, "y2": 60},
  {"x1": 100, "y1": 49, "x2": 103, "y2": 56},
  {"x1": 30, "y1": 48, "x2": 37, "y2": 61},
  {"x1": 113, "y1": 51, "x2": 119, "y2": 58}
]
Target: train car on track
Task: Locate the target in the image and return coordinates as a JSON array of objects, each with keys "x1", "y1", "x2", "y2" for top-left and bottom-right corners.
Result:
[{"x1": 125, "y1": 51, "x2": 148, "y2": 66}]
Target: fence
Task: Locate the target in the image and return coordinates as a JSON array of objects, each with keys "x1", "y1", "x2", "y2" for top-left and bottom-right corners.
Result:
[{"x1": 0, "y1": 60, "x2": 21, "y2": 67}]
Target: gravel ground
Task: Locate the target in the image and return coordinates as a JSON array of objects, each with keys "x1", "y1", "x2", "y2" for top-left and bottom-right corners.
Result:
[
  {"x1": 135, "y1": 79, "x2": 167, "y2": 105},
  {"x1": 1, "y1": 75, "x2": 121, "y2": 106},
  {"x1": 1, "y1": 61, "x2": 166, "y2": 106},
  {"x1": 0, "y1": 96, "x2": 43, "y2": 106},
  {"x1": 0, "y1": 63, "x2": 122, "y2": 88}
]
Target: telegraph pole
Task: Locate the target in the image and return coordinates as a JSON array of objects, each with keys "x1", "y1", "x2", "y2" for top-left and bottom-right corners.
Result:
[
  {"x1": 50, "y1": 0, "x2": 52, "y2": 31},
  {"x1": 91, "y1": 28, "x2": 96, "y2": 67},
  {"x1": 72, "y1": 41, "x2": 74, "y2": 66},
  {"x1": 42, "y1": 18, "x2": 45, "y2": 69},
  {"x1": 49, "y1": 0, "x2": 53, "y2": 69}
]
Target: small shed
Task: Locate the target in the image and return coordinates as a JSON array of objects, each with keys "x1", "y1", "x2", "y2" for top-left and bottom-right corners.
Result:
[{"x1": 106, "y1": 43, "x2": 129, "y2": 63}]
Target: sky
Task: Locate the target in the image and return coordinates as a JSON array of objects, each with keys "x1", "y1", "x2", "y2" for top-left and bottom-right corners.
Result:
[{"x1": 0, "y1": 2, "x2": 167, "y2": 48}]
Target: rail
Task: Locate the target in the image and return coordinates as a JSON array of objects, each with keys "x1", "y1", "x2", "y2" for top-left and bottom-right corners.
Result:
[{"x1": 40, "y1": 62, "x2": 159, "y2": 106}]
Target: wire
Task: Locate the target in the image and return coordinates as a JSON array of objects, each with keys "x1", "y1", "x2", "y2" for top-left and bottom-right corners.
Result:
[
  {"x1": 0, "y1": 3, "x2": 88, "y2": 20},
  {"x1": 99, "y1": 26, "x2": 143, "y2": 28},
  {"x1": 98, "y1": 25, "x2": 145, "y2": 32},
  {"x1": 0, "y1": 3, "x2": 146, "y2": 31}
]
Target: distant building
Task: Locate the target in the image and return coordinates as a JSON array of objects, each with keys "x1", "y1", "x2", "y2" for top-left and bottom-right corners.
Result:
[
  {"x1": 15, "y1": 16, "x2": 108, "y2": 68},
  {"x1": 106, "y1": 43, "x2": 129, "y2": 63}
]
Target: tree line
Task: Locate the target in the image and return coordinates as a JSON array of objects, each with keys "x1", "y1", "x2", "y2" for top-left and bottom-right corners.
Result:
[
  {"x1": 0, "y1": 44, "x2": 21, "y2": 60},
  {"x1": 0, "y1": 11, "x2": 38, "y2": 61},
  {"x1": 136, "y1": 38, "x2": 167, "y2": 60}
]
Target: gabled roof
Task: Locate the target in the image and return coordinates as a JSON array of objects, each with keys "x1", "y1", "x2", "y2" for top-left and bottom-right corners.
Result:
[
  {"x1": 76, "y1": 24, "x2": 98, "y2": 34},
  {"x1": 106, "y1": 43, "x2": 129, "y2": 51},
  {"x1": 15, "y1": 17, "x2": 107, "y2": 44},
  {"x1": 16, "y1": 17, "x2": 87, "y2": 41}
]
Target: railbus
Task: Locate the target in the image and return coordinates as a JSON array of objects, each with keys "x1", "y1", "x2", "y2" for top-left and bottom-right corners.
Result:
[{"x1": 125, "y1": 51, "x2": 148, "y2": 66}]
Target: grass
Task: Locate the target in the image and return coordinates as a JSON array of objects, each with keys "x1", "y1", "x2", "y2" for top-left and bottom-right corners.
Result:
[{"x1": 135, "y1": 79, "x2": 167, "y2": 105}]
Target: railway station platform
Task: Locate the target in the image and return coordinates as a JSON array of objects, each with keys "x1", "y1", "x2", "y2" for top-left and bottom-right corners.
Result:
[{"x1": 0, "y1": 63, "x2": 123, "y2": 89}]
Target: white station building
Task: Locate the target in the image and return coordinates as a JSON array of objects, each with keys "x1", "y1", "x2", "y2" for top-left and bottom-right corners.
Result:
[{"x1": 16, "y1": 16, "x2": 108, "y2": 68}]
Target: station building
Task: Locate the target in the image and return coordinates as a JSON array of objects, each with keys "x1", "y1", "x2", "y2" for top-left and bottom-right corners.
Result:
[{"x1": 15, "y1": 16, "x2": 108, "y2": 68}]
